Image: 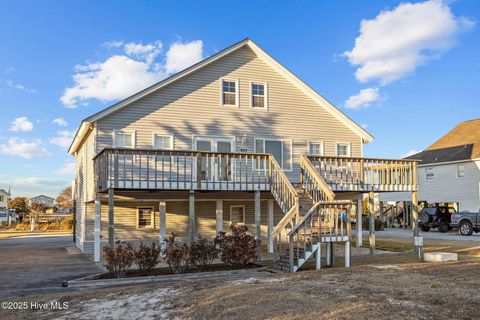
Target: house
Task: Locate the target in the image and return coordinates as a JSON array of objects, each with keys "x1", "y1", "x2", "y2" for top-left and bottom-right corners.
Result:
[
  {"x1": 30, "y1": 195, "x2": 55, "y2": 208},
  {"x1": 0, "y1": 188, "x2": 10, "y2": 209},
  {"x1": 69, "y1": 38, "x2": 420, "y2": 271},
  {"x1": 403, "y1": 119, "x2": 480, "y2": 212}
]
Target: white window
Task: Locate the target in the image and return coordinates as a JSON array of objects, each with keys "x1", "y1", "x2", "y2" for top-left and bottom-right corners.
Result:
[
  {"x1": 426, "y1": 167, "x2": 434, "y2": 180},
  {"x1": 153, "y1": 134, "x2": 173, "y2": 150},
  {"x1": 309, "y1": 142, "x2": 323, "y2": 156},
  {"x1": 137, "y1": 207, "x2": 154, "y2": 228},
  {"x1": 457, "y1": 164, "x2": 465, "y2": 179},
  {"x1": 255, "y1": 138, "x2": 292, "y2": 170},
  {"x1": 230, "y1": 205, "x2": 245, "y2": 225},
  {"x1": 222, "y1": 79, "x2": 238, "y2": 106},
  {"x1": 114, "y1": 131, "x2": 134, "y2": 148},
  {"x1": 251, "y1": 83, "x2": 267, "y2": 109},
  {"x1": 336, "y1": 143, "x2": 350, "y2": 157}
]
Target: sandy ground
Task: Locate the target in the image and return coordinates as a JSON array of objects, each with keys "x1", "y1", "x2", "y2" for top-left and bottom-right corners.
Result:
[{"x1": 1, "y1": 253, "x2": 479, "y2": 320}]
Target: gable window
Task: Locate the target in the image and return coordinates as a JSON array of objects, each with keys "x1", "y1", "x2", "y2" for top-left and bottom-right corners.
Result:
[
  {"x1": 222, "y1": 79, "x2": 238, "y2": 106},
  {"x1": 114, "y1": 131, "x2": 134, "y2": 148},
  {"x1": 426, "y1": 167, "x2": 434, "y2": 180},
  {"x1": 457, "y1": 164, "x2": 465, "y2": 179},
  {"x1": 153, "y1": 134, "x2": 173, "y2": 150},
  {"x1": 255, "y1": 138, "x2": 292, "y2": 171},
  {"x1": 137, "y1": 207, "x2": 154, "y2": 228},
  {"x1": 230, "y1": 205, "x2": 245, "y2": 225},
  {"x1": 251, "y1": 83, "x2": 267, "y2": 109},
  {"x1": 309, "y1": 142, "x2": 323, "y2": 156},
  {"x1": 336, "y1": 143, "x2": 350, "y2": 157}
]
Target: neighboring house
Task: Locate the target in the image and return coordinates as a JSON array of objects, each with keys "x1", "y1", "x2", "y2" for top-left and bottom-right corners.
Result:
[
  {"x1": 70, "y1": 38, "x2": 418, "y2": 271},
  {"x1": 0, "y1": 189, "x2": 10, "y2": 209},
  {"x1": 30, "y1": 195, "x2": 55, "y2": 208},
  {"x1": 404, "y1": 119, "x2": 480, "y2": 212}
]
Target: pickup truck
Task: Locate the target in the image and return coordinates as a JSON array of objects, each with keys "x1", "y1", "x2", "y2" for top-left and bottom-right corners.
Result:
[{"x1": 450, "y1": 209, "x2": 480, "y2": 236}]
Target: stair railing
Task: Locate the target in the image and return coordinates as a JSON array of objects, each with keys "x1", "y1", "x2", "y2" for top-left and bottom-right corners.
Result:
[
  {"x1": 269, "y1": 156, "x2": 299, "y2": 261},
  {"x1": 300, "y1": 155, "x2": 335, "y2": 202},
  {"x1": 287, "y1": 200, "x2": 353, "y2": 272}
]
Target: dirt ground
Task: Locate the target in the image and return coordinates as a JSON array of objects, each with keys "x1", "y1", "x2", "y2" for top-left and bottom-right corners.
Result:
[{"x1": 2, "y1": 252, "x2": 479, "y2": 320}]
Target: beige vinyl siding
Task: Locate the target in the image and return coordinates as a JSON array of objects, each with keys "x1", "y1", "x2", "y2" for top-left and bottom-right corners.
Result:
[{"x1": 95, "y1": 46, "x2": 363, "y2": 182}]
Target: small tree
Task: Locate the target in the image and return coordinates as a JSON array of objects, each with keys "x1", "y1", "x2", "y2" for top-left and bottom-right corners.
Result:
[
  {"x1": 214, "y1": 225, "x2": 261, "y2": 268},
  {"x1": 56, "y1": 186, "x2": 73, "y2": 210},
  {"x1": 8, "y1": 197, "x2": 30, "y2": 215}
]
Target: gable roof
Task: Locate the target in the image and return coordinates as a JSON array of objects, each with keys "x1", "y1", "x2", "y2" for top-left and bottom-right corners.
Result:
[
  {"x1": 69, "y1": 38, "x2": 373, "y2": 154},
  {"x1": 405, "y1": 119, "x2": 480, "y2": 164}
]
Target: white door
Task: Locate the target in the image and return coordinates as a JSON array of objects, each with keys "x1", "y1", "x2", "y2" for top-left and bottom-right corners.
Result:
[{"x1": 195, "y1": 137, "x2": 233, "y2": 181}]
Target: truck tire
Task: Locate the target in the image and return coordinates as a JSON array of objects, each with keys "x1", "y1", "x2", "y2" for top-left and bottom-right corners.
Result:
[
  {"x1": 420, "y1": 225, "x2": 430, "y2": 232},
  {"x1": 459, "y1": 221, "x2": 474, "y2": 236},
  {"x1": 438, "y1": 220, "x2": 449, "y2": 233}
]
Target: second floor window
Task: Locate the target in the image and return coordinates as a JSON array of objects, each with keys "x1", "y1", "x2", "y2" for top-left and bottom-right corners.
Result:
[
  {"x1": 153, "y1": 134, "x2": 172, "y2": 150},
  {"x1": 457, "y1": 164, "x2": 465, "y2": 178},
  {"x1": 114, "y1": 131, "x2": 134, "y2": 148},
  {"x1": 309, "y1": 142, "x2": 323, "y2": 156},
  {"x1": 222, "y1": 80, "x2": 238, "y2": 106},
  {"x1": 336, "y1": 143, "x2": 350, "y2": 157},
  {"x1": 251, "y1": 83, "x2": 266, "y2": 109},
  {"x1": 426, "y1": 167, "x2": 434, "y2": 180}
]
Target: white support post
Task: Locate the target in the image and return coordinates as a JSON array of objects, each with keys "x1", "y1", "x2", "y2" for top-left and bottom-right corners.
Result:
[
  {"x1": 254, "y1": 190, "x2": 261, "y2": 239},
  {"x1": 316, "y1": 243, "x2": 321, "y2": 270},
  {"x1": 108, "y1": 188, "x2": 114, "y2": 248},
  {"x1": 345, "y1": 240, "x2": 351, "y2": 267},
  {"x1": 159, "y1": 201, "x2": 166, "y2": 247},
  {"x1": 369, "y1": 192, "x2": 375, "y2": 255},
  {"x1": 412, "y1": 191, "x2": 423, "y2": 259},
  {"x1": 94, "y1": 198, "x2": 101, "y2": 262},
  {"x1": 188, "y1": 190, "x2": 195, "y2": 245},
  {"x1": 326, "y1": 242, "x2": 332, "y2": 267},
  {"x1": 216, "y1": 199, "x2": 223, "y2": 234},
  {"x1": 268, "y1": 199, "x2": 274, "y2": 253},
  {"x1": 356, "y1": 195, "x2": 363, "y2": 248}
]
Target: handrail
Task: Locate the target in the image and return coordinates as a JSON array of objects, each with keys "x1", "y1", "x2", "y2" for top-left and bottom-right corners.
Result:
[
  {"x1": 269, "y1": 156, "x2": 297, "y2": 196},
  {"x1": 269, "y1": 156, "x2": 298, "y2": 216},
  {"x1": 287, "y1": 200, "x2": 351, "y2": 236},
  {"x1": 301, "y1": 155, "x2": 335, "y2": 201},
  {"x1": 312, "y1": 155, "x2": 420, "y2": 163},
  {"x1": 271, "y1": 206, "x2": 296, "y2": 236}
]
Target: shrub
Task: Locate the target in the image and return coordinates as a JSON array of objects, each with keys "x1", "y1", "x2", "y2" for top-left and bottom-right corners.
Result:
[
  {"x1": 163, "y1": 233, "x2": 190, "y2": 273},
  {"x1": 189, "y1": 236, "x2": 218, "y2": 270},
  {"x1": 102, "y1": 241, "x2": 135, "y2": 278},
  {"x1": 134, "y1": 242, "x2": 162, "y2": 275},
  {"x1": 214, "y1": 225, "x2": 261, "y2": 268}
]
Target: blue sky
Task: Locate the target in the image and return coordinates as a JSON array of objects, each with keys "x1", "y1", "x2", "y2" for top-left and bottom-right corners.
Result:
[{"x1": 0, "y1": 0, "x2": 479, "y2": 198}]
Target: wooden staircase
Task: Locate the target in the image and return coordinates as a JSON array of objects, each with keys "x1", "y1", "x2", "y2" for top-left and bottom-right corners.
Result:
[{"x1": 271, "y1": 155, "x2": 353, "y2": 272}]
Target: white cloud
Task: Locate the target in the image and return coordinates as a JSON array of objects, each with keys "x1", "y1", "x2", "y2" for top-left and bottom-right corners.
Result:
[
  {"x1": 55, "y1": 160, "x2": 76, "y2": 175},
  {"x1": 49, "y1": 131, "x2": 75, "y2": 149},
  {"x1": 344, "y1": 0, "x2": 475, "y2": 85},
  {"x1": 61, "y1": 39, "x2": 204, "y2": 108},
  {"x1": 0, "y1": 137, "x2": 51, "y2": 159},
  {"x1": 1, "y1": 176, "x2": 69, "y2": 198},
  {"x1": 165, "y1": 40, "x2": 203, "y2": 74},
  {"x1": 4, "y1": 79, "x2": 37, "y2": 93},
  {"x1": 9, "y1": 117, "x2": 33, "y2": 132},
  {"x1": 52, "y1": 118, "x2": 68, "y2": 127},
  {"x1": 345, "y1": 87, "x2": 383, "y2": 109},
  {"x1": 401, "y1": 149, "x2": 421, "y2": 158}
]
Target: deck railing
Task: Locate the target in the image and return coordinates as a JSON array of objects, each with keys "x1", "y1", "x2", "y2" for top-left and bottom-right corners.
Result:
[
  {"x1": 306, "y1": 156, "x2": 418, "y2": 192},
  {"x1": 94, "y1": 148, "x2": 272, "y2": 192}
]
